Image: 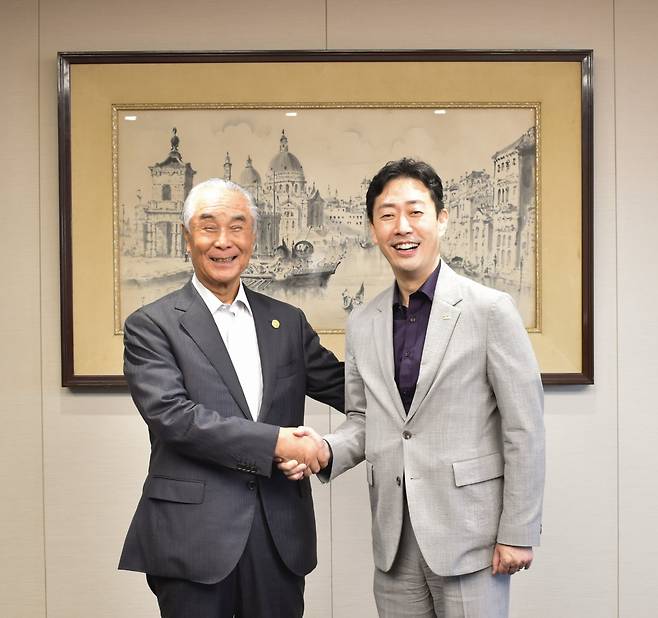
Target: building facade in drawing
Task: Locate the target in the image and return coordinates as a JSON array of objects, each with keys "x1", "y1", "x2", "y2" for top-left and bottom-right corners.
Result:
[
  {"x1": 121, "y1": 128, "x2": 195, "y2": 258},
  {"x1": 442, "y1": 126, "x2": 536, "y2": 296},
  {"x1": 491, "y1": 126, "x2": 536, "y2": 281}
]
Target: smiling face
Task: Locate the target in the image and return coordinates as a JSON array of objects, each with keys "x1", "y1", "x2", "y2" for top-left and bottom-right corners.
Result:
[
  {"x1": 184, "y1": 190, "x2": 255, "y2": 303},
  {"x1": 370, "y1": 176, "x2": 448, "y2": 297}
]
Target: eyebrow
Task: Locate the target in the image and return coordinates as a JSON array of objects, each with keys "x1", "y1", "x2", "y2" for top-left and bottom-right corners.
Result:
[
  {"x1": 197, "y1": 212, "x2": 247, "y2": 222},
  {"x1": 376, "y1": 199, "x2": 424, "y2": 208}
]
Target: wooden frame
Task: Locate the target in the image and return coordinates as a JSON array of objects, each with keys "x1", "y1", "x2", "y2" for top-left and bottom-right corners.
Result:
[{"x1": 58, "y1": 49, "x2": 593, "y2": 386}]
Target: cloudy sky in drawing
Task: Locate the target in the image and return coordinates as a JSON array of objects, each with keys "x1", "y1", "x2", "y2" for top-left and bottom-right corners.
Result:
[{"x1": 117, "y1": 107, "x2": 535, "y2": 205}]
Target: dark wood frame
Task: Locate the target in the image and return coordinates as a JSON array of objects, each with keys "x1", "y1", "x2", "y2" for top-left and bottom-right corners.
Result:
[{"x1": 58, "y1": 49, "x2": 593, "y2": 387}]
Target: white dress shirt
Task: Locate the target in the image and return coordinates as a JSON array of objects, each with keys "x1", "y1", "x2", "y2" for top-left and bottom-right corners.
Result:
[{"x1": 192, "y1": 275, "x2": 263, "y2": 420}]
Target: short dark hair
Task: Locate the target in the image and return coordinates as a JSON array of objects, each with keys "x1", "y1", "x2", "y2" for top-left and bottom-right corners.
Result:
[{"x1": 365, "y1": 158, "x2": 444, "y2": 223}]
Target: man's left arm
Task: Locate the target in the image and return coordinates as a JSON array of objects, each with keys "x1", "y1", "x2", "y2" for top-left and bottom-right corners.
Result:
[{"x1": 486, "y1": 293, "x2": 545, "y2": 572}]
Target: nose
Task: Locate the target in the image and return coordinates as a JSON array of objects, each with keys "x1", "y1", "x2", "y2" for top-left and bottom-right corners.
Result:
[
  {"x1": 213, "y1": 227, "x2": 231, "y2": 248},
  {"x1": 396, "y1": 213, "x2": 412, "y2": 234}
]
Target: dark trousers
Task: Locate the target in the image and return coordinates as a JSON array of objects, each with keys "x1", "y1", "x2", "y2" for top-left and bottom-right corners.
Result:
[{"x1": 147, "y1": 500, "x2": 305, "y2": 618}]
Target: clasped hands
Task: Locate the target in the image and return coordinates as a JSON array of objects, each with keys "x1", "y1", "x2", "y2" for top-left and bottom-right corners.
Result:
[{"x1": 274, "y1": 426, "x2": 330, "y2": 480}]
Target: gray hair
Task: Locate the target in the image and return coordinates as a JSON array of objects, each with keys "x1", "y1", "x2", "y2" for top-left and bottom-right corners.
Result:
[{"x1": 182, "y1": 178, "x2": 258, "y2": 230}]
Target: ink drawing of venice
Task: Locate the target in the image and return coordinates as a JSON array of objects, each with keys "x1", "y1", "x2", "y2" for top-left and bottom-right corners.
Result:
[{"x1": 115, "y1": 107, "x2": 539, "y2": 333}]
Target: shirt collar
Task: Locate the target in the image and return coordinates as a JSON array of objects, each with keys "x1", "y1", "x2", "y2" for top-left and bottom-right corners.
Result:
[
  {"x1": 393, "y1": 260, "x2": 441, "y2": 308},
  {"x1": 192, "y1": 274, "x2": 253, "y2": 316}
]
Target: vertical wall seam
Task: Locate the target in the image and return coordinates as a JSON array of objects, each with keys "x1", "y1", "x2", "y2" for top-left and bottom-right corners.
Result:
[
  {"x1": 612, "y1": 0, "x2": 620, "y2": 616},
  {"x1": 36, "y1": 0, "x2": 49, "y2": 614},
  {"x1": 325, "y1": 0, "x2": 329, "y2": 50}
]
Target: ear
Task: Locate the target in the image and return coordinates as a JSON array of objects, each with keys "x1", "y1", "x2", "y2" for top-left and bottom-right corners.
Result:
[
  {"x1": 369, "y1": 222, "x2": 379, "y2": 245},
  {"x1": 183, "y1": 225, "x2": 192, "y2": 253},
  {"x1": 437, "y1": 208, "x2": 449, "y2": 238}
]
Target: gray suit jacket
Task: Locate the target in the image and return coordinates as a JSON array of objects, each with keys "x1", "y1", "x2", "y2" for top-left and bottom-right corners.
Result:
[
  {"x1": 119, "y1": 281, "x2": 344, "y2": 584},
  {"x1": 324, "y1": 262, "x2": 544, "y2": 576}
]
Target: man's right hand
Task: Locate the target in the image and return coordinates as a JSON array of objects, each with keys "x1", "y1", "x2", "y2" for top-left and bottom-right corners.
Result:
[
  {"x1": 274, "y1": 427, "x2": 325, "y2": 475},
  {"x1": 276, "y1": 426, "x2": 331, "y2": 481}
]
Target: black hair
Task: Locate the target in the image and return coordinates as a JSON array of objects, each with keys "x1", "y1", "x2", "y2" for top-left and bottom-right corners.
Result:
[{"x1": 365, "y1": 158, "x2": 444, "y2": 223}]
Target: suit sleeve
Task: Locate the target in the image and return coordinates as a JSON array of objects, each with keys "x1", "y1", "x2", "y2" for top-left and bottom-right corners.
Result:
[
  {"x1": 486, "y1": 294, "x2": 545, "y2": 547},
  {"x1": 299, "y1": 308, "x2": 345, "y2": 412},
  {"x1": 319, "y1": 311, "x2": 367, "y2": 482},
  {"x1": 124, "y1": 308, "x2": 279, "y2": 477}
]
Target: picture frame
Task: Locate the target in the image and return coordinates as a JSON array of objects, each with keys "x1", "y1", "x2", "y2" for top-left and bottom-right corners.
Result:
[{"x1": 58, "y1": 49, "x2": 593, "y2": 386}]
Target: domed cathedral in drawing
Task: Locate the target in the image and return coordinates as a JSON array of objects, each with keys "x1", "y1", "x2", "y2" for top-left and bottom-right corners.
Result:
[
  {"x1": 239, "y1": 155, "x2": 262, "y2": 192},
  {"x1": 142, "y1": 128, "x2": 195, "y2": 257},
  {"x1": 264, "y1": 129, "x2": 309, "y2": 250},
  {"x1": 265, "y1": 129, "x2": 307, "y2": 198},
  {"x1": 227, "y1": 129, "x2": 331, "y2": 257}
]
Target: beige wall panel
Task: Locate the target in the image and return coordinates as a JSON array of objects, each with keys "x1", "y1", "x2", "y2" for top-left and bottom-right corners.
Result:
[
  {"x1": 615, "y1": 1, "x2": 658, "y2": 616},
  {"x1": 0, "y1": 1, "x2": 47, "y2": 617},
  {"x1": 44, "y1": 0, "x2": 327, "y2": 52},
  {"x1": 304, "y1": 399, "x2": 334, "y2": 618},
  {"x1": 329, "y1": 412, "x2": 378, "y2": 617},
  {"x1": 326, "y1": 0, "x2": 609, "y2": 49},
  {"x1": 41, "y1": 396, "x2": 157, "y2": 618}
]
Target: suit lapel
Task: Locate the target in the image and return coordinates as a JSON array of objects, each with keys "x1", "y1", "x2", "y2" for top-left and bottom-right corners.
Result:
[
  {"x1": 373, "y1": 285, "x2": 407, "y2": 421},
  {"x1": 406, "y1": 262, "x2": 462, "y2": 422},
  {"x1": 176, "y1": 282, "x2": 251, "y2": 420},
  {"x1": 244, "y1": 287, "x2": 277, "y2": 423}
]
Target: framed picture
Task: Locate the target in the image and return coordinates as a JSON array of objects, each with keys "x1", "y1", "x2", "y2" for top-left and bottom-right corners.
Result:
[{"x1": 58, "y1": 49, "x2": 593, "y2": 386}]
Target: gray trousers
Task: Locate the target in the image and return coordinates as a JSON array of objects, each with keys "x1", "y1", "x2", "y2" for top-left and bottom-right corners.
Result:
[{"x1": 374, "y1": 502, "x2": 510, "y2": 618}]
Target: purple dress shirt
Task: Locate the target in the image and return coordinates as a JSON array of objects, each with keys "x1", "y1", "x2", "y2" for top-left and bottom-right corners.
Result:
[{"x1": 393, "y1": 263, "x2": 441, "y2": 413}]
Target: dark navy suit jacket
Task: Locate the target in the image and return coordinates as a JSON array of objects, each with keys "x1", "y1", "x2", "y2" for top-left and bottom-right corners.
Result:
[{"x1": 119, "y1": 281, "x2": 344, "y2": 584}]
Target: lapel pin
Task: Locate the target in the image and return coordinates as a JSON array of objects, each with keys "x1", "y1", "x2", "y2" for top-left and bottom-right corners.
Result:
[
  {"x1": 271, "y1": 319, "x2": 280, "y2": 329},
  {"x1": 441, "y1": 314, "x2": 451, "y2": 320}
]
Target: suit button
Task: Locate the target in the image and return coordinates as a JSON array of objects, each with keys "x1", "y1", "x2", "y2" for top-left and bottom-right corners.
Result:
[
  {"x1": 402, "y1": 431, "x2": 412, "y2": 440},
  {"x1": 396, "y1": 476, "x2": 401, "y2": 486},
  {"x1": 247, "y1": 480, "x2": 257, "y2": 491}
]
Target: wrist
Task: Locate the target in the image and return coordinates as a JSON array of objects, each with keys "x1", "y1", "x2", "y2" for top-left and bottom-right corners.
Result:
[{"x1": 273, "y1": 427, "x2": 288, "y2": 458}]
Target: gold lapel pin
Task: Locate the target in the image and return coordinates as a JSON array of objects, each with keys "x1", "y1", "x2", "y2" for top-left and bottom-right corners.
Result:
[
  {"x1": 271, "y1": 319, "x2": 280, "y2": 329},
  {"x1": 441, "y1": 314, "x2": 451, "y2": 320}
]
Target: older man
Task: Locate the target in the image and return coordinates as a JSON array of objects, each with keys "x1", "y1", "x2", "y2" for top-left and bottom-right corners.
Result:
[
  {"x1": 283, "y1": 158, "x2": 544, "y2": 617},
  {"x1": 119, "y1": 178, "x2": 343, "y2": 618}
]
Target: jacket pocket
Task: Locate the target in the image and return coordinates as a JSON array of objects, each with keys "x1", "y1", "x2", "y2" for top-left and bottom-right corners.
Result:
[
  {"x1": 146, "y1": 476, "x2": 205, "y2": 504},
  {"x1": 366, "y1": 461, "x2": 374, "y2": 486},
  {"x1": 452, "y1": 452, "x2": 504, "y2": 487}
]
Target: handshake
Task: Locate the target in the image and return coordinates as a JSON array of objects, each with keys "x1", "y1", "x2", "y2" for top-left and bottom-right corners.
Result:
[{"x1": 274, "y1": 426, "x2": 331, "y2": 481}]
